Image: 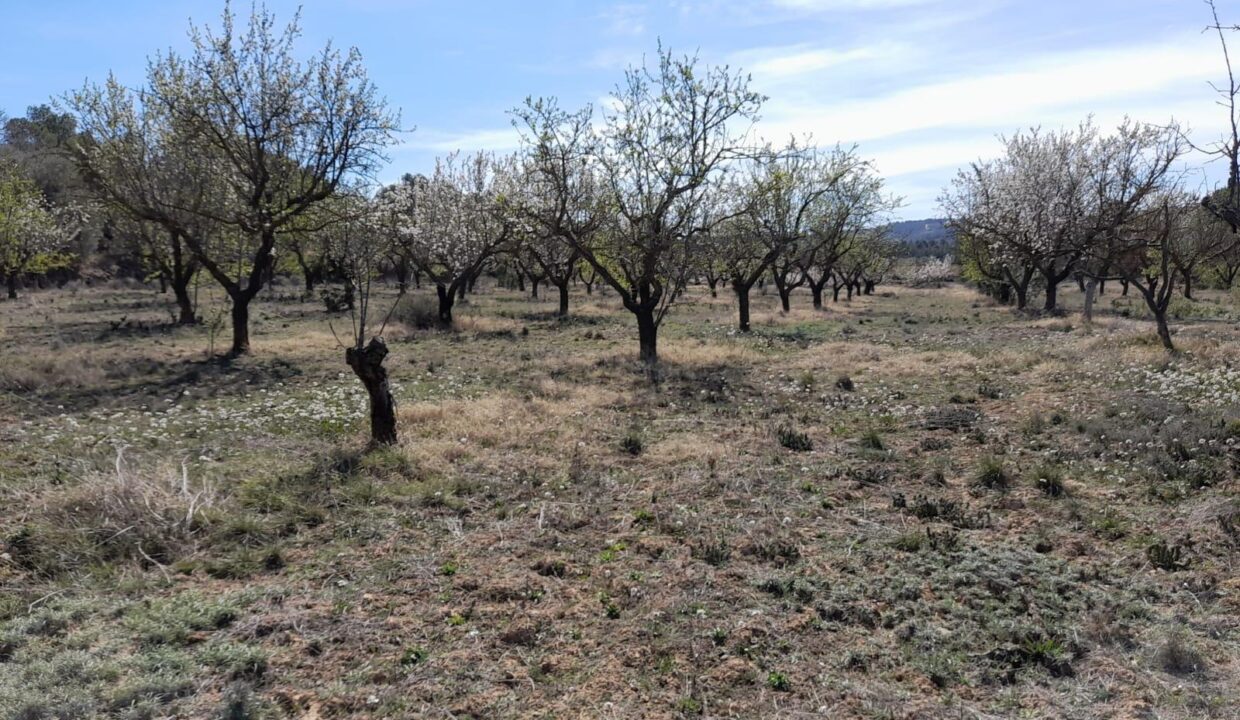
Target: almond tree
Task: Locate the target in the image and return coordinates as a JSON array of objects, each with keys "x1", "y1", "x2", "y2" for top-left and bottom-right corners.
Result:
[
  {"x1": 70, "y1": 3, "x2": 398, "y2": 355},
  {"x1": 1100, "y1": 198, "x2": 1237, "y2": 349},
  {"x1": 110, "y1": 213, "x2": 201, "y2": 323},
  {"x1": 323, "y1": 190, "x2": 400, "y2": 444},
  {"x1": 505, "y1": 159, "x2": 598, "y2": 316},
  {"x1": 712, "y1": 141, "x2": 853, "y2": 331},
  {"x1": 1200, "y1": 1, "x2": 1240, "y2": 229},
  {"x1": 518, "y1": 47, "x2": 763, "y2": 365},
  {"x1": 511, "y1": 99, "x2": 606, "y2": 317},
  {"x1": 1209, "y1": 238, "x2": 1240, "y2": 289},
  {"x1": 799, "y1": 155, "x2": 894, "y2": 308},
  {"x1": 397, "y1": 152, "x2": 517, "y2": 325},
  {"x1": 68, "y1": 75, "x2": 223, "y2": 323},
  {"x1": 942, "y1": 120, "x2": 1183, "y2": 312},
  {"x1": 833, "y1": 229, "x2": 897, "y2": 299},
  {"x1": 0, "y1": 161, "x2": 82, "y2": 299}
]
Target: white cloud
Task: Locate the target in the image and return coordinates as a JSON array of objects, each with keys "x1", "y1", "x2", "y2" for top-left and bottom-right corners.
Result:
[
  {"x1": 732, "y1": 43, "x2": 898, "y2": 79},
  {"x1": 755, "y1": 35, "x2": 1223, "y2": 147},
  {"x1": 398, "y1": 127, "x2": 522, "y2": 154},
  {"x1": 771, "y1": 0, "x2": 937, "y2": 10},
  {"x1": 601, "y1": 3, "x2": 647, "y2": 36}
]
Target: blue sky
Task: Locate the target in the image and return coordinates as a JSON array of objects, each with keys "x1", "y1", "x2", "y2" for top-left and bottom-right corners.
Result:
[{"x1": 0, "y1": 0, "x2": 1232, "y2": 218}]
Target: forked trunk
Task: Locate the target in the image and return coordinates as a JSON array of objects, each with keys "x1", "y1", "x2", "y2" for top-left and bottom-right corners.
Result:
[
  {"x1": 436, "y1": 284, "x2": 455, "y2": 326},
  {"x1": 172, "y1": 279, "x2": 197, "y2": 325}
]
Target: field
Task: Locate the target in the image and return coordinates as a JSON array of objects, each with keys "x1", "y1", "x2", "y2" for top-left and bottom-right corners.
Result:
[{"x1": 1, "y1": 278, "x2": 1238, "y2": 719}]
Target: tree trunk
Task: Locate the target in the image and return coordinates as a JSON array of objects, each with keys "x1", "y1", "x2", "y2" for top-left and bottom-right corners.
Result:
[
  {"x1": 531, "y1": 278, "x2": 540, "y2": 299},
  {"x1": 557, "y1": 281, "x2": 570, "y2": 317},
  {"x1": 6, "y1": 274, "x2": 17, "y2": 300},
  {"x1": 1043, "y1": 274, "x2": 1059, "y2": 311},
  {"x1": 735, "y1": 281, "x2": 752, "y2": 332},
  {"x1": 864, "y1": 280, "x2": 875, "y2": 295},
  {"x1": 1082, "y1": 277, "x2": 1098, "y2": 324},
  {"x1": 516, "y1": 273, "x2": 525, "y2": 292},
  {"x1": 394, "y1": 262, "x2": 410, "y2": 295},
  {"x1": 811, "y1": 283, "x2": 824, "y2": 309},
  {"x1": 303, "y1": 269, "x2": 316, "y2": 295},
  {"x1": 1155, "y1": 311, "x2": 1174, "y2": 350},
  {"x1": 635, "y1": 307, "x2": 658, "y2": 365},
  {"x1": 832, "y1": 283, "x2": 842, "y2": 302},
  {"x1": 229, "y1": 295, "x2": 251, "y2": 356},
  {"x1": 172, "y1": 278, "x2": 196, "y2": 325},
  {"x1": 346, "y1": 337, "x2": 398, "y2": 445},
  {"x1": 1182, "y1": 269, "x2": 1193, "y2": 300},
  {"x1": 436, "y1": 284, "x2": 455, "y2": 325},
  {"x1": 708, "y1": 278, "x2": 718, "y2": 298},
  {"x1": 159, "y1": 274, "x2": 168, "y2": 294},
  {"x1": 1121, "y1": 279, "x2": 1129, "y2": 296}
]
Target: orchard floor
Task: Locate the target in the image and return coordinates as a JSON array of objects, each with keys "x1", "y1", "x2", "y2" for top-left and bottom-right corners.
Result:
[{"x1": 1, "y1": 278, "x2": 1238, "y2": 719}]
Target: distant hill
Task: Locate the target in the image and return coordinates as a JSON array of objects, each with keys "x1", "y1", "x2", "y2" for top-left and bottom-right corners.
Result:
[{"x1": 887, "y1": 218, "x2": 955, "y2": 258}]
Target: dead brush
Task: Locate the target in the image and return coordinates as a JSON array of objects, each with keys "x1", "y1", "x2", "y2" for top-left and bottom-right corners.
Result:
[{"x1": 9, "y1": 449, "x2": 219, "y2": 575}]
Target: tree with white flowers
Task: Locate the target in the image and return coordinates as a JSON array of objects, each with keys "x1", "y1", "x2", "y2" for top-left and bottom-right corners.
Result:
[
  {"x1": 518, "y1": 46, "x2": 763, "y2": 366},
  {"x1": 397, "y1": 151, "x2": 517, "y2": 325},
  {"x1": 1098, "y1": 196, "x2": 1238, "y2": 349},
  {"x1": 711, "y1": 140, "x2": 853, "y2": 331},
  {"x1": 69, "y1": 2, "x2": 398, "y2": 355},
  {"x1": 318, "y1": 190, "x2": 402, "y2": 444},
  {"x1": 798, "y1": 154, "x2": 895, "y2": 308},
  {"x1": 509, "y1": 101, "x2": 609, "y2": 317},
  {"x1": 942, "y1": 119, "x2": 1185, "y2": 312},
  {"x1": 0, "y1": 161, "x2": 82, "y2": 299}
]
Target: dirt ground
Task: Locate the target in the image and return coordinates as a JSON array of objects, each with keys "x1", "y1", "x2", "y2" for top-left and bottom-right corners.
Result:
[{"x1": 1, "y1": 277, "x2": 1237, "y2": 719}]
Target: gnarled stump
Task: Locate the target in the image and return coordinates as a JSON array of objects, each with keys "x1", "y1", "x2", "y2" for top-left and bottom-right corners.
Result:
[{"x1": 346, "y1": 337, "x2": 398, "y2": 445}]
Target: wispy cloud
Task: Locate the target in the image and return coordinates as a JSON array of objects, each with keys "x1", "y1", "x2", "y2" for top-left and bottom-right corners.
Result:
[
  {"x1": 771, "y1": 0, "x2": 937, "y2": 9},
  {"x1": 398, "y1": 127, "x2": 522, "y2": 154},
  {"x1": 601, "y1": 3, "x2": 648, "y2": 36},
  {"x1": 757, "y1": 36, "x2": 1220, "y2": 146},
  {"x1": 731, "y1": 43, "x2": 900, "y2": 79}
]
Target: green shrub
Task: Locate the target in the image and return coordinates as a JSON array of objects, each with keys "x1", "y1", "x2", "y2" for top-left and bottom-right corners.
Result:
[
  {"x1": 766, "y1": 671, "x2": 791, "y2": 691},
  {"x1": 858, "y1": 429, "x2": 885, "y2": 450},
  {"x1": 391, "y1": 293, "x2": 444, "y2": 329},
  {"x1": 777, "y1": 426, "x2": 813, "y2": 452},
  {"x1": 974, "y1": 456, "x2": 1009, "y2": 490}
]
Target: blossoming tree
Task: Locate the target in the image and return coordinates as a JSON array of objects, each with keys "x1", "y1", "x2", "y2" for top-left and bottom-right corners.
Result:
[{"x1": 0, "y1": 161, "x2": 81, "y2": 299}]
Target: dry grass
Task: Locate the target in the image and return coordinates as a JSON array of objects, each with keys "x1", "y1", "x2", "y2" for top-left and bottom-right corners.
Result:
[
  {"x1": 1, "y1": 279, "x2": 1239, "y2": 719},
  {"x1": 8, "y1": 450, "x2": 219, "y2": 576}
]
